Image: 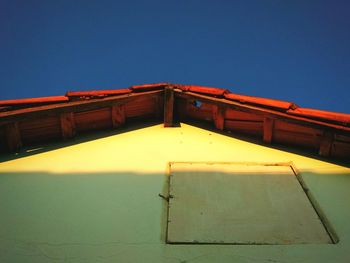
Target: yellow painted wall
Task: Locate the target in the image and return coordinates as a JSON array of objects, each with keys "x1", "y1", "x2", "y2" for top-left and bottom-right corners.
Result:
[{"x1": 0, "y1": 123, "x2": 349, "y2": 262}]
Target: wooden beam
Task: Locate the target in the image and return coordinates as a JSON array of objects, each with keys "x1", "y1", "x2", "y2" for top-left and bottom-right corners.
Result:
[
  {"x1": 263, "y1": 117, "x2": 274, "y2": 143},
  {"x1": 0, "y1": 90, "x2": 163, "y2": 125},
  {"x1": 164, "y1": 87, "x2": 174, "y2": 127},
  {"x1": 213, "y1": 105, "x2": 225, "y2": 130},
  {"x1": 60, "y1": 112, "x2": 76, "y2": 139},
  {"x1": 5, "y1": 122, "x2": 22, "y2": 151},
  {"x1": 319, "y1": 131, "x2": 334, "y2": 157},
  {"x1": 111, "y1": 104, "x2": 125, "y2": 128},
  {"x1": 174, "y1": 91, "x2": 350, "y2": 134},
  {"x1": 153, "y1": 95, "x2": 164, "y2": 120}
]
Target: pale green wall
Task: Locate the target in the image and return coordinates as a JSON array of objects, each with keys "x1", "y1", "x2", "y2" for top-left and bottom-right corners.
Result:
[{"x1": 0, "y1": 123, "x2": 349, "y2": 262}]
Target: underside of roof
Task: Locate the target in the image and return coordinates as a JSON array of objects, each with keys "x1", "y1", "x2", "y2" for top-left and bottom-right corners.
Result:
[{"x1": 0, "y1": 83, "x2": 349, "y2": 162}]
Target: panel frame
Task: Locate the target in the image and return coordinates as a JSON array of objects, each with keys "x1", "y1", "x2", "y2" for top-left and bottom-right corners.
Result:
[{"x1": 165, "y1": 162, "x2": 338, "y2": 245}]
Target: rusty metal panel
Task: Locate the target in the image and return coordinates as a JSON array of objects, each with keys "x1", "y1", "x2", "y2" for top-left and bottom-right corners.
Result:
[{"x1": 167, "y1": 163, "x2": 332, "y2": 244}]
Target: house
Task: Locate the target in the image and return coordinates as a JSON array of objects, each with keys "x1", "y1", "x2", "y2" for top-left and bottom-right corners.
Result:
[{"x1": 0, "y1": 83, "x2": 349, "y2": 262}]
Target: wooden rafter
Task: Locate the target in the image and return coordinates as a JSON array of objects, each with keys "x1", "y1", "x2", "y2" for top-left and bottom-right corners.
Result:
[
  {"x1": 213, "y1": 105, "x2": 225, "y2": 130},
  {"x1": 111, "y1": 104, "x2": 126, "y2": 128},
  {"x1": 0, "y1": 86, "x2": 349, "y2": 161},
  {"x1": 319, "y1": 131, "x2": 334, "y2": 157},
  {"x1": 263, "y1": 117, "x2": 274, "y2": 143},
  {"x1": 5, "y1": 122, "x2": 22, "y2": 151},
  {"x1": 164, "y1": 87, "x2": 174, "y2": 127},
  {"x1": 60, "y1": 112, "x2": 76, "y2": 139},
  {"x1": 175, "y1": 91, "x2": 350, "y2": 134},
  {"x1": 0, "y1": 90, "x2": 163, "y2": 125}
]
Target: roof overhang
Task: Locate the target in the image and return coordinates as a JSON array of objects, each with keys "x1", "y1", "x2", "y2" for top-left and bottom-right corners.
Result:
[{"x1": 0, "y1": 83, "x2": 349, "y2": 162}]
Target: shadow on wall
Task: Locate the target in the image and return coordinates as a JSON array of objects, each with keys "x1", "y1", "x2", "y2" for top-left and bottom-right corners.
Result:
[
  {"x1": 0, "y1": 170, "x2": 349, "y2": 262},
  {"x1": 181, "y1": 119, "x2": 350, "y2": 168},
  {"x1": 0, "y1": 171, "x2": 168, "y2": 262},
  {"x1": 0, "y1": 119, "x2": 162, "y2": 163},
  {"x1": 1, "y1": 118, "x2": 349, "y2": 168}
]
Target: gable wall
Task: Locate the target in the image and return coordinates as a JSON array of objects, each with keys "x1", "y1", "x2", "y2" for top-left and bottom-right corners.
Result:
[{"x1": 0, "y1": 123, "x2": 349, "y2": 262}]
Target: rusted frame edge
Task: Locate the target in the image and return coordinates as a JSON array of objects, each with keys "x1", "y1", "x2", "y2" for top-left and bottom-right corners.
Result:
[
  {"x1": 168, "y1": 161, "x2": 293, "y2": 166},
  {"x1": 164, "y1": 161, "x2": 174, "y2": 243},
  {"x1": 289, "y1": 162, "x2": 339, "y2": 244}
]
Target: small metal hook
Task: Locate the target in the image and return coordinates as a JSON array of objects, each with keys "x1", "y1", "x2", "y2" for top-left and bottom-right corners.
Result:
[{"x1": 158, "y1": 193, "x2": 173, "y2": 202}]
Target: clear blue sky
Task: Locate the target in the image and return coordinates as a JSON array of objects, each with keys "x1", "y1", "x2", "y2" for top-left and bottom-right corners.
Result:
[{"x1": 1, "y1": 0, "x2": 349, "y2": 113}]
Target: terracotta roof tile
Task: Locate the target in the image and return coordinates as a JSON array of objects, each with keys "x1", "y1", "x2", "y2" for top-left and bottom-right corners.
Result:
[
  {"x1": 129, "y1": 83, "x2": 169, "y2": 92},
  {"x1": 181, "y1": 85, "x2": 228, "y2": 97},
  {"x1": 0, "y1": 96, "x2": 69, "y2": 106},
  {"x1": 66, "y1": 89, "x2": 131, "y2": 99},
  {"x1": 287, "y1": 108, "x2": 350, "y2": 126},
  {"x1": 0, "y1": 83, "x2": 349, "y2": 161},
  {"x1": 224, "y1": 93, "x2": 296, "y2": 111}
]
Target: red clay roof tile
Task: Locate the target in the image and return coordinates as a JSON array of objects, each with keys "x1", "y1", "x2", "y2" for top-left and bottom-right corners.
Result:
[
  {"x1": 66, "y1": 89, "x2": 131, "y2": 98},
  {"x1": 287, "y1": 108, "x2": 350, "y2": 126},
  {"x1": 224, "y1": 93, "x2": 296, "y2": 111},
  {"x1": 0, "y1": 96, "x2": 69, "y2": 106},
  {"x1": 129, "y1": 83, "x2": 169, "y2": 91},
  {"x1": 0, "y1": 83, "x2": 349, "y2": 161},
  {"x1": 183, "y1": 85, "x2": 228, "y2": 96}
]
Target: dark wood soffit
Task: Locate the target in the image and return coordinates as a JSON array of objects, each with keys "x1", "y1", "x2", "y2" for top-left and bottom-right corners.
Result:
[
  {"x1": 0, "y1": 90, "x2": 163, "y2": 125},
  {"x1": 175, "y1": 91, "x2": 350, "y2": 134}
]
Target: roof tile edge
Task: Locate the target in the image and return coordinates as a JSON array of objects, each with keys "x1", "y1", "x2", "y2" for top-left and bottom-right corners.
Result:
[{"x1": 0, "y1": 82, "x2": 349, "y2": 127}]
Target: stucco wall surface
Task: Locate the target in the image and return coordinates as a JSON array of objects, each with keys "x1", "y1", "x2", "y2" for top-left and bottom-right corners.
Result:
[{"x1": 0, "y1": 123, "x2": 349, "y2": 262}]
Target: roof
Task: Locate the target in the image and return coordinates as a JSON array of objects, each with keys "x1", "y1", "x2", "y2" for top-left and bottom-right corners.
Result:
[{"x1": 0, "y1": 83, "x2": 349, "y2": 162}]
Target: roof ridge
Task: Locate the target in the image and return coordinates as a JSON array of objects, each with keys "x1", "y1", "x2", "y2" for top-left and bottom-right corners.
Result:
[
  {"x1": 0, "y1": 82, "x2": 349, "y2": 127},
  {"x1": 0, "y1": 83, "x2": 349, "y2": 161}
]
